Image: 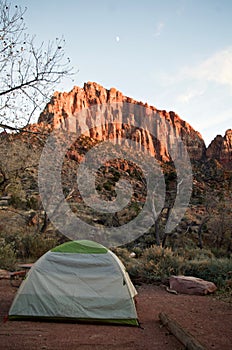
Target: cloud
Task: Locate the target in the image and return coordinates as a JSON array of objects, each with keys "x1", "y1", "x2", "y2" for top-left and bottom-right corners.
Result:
[
  {"x1": 181, "y1": 48, "x2": 232, "y2": 88},
  {"x1": 177, "y1": 87, "x2": 205, "y2": 103},
  {"x1": 155, "y1": 48, "x2": 232, "y2": 146},
  {"x1": 162, "y1": 47, "x2": 232, "y2": 90},
  {"x1": 153, "y1": 22, "x2": 164, "y2": 37}
]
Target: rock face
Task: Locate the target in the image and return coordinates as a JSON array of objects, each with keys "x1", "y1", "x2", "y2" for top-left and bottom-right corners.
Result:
[
  {"x1": 169, "y1": 275, "x2": 217, "y2": 295},
  {"x1": 39, "y1": 82, "x2": 206, "y2": 161},
  {"x1": 206, "y1": 129, "x2": 232, "y2": 170}
]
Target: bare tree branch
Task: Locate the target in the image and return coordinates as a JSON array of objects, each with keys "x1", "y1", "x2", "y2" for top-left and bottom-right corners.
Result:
[{"x1": 0, "y1": 0, "x2": 74, "y2": 130}]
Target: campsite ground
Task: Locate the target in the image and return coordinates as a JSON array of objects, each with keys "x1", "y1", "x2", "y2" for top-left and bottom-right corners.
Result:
[{"x1": 0, "y1": 280, "x2": 231, "y2": 350}]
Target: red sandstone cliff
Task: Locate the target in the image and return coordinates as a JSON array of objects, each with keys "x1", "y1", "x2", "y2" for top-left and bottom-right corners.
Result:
[
  {"x1": 39, "y1": 82, "x2": 206, "y2": 161},
  {"x1": 206, "y1": 129, "x2": 232, "y2": 170}
]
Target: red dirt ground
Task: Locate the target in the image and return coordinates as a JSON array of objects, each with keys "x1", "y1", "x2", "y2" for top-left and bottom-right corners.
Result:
[{"x1": 0, "y1": 280, "x2": 231, "y2": 350}]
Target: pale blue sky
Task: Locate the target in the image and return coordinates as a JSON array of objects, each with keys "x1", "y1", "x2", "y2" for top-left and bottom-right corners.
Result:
[{"x1": 18, "y1": 0, "x2": 232, "y2": 145}]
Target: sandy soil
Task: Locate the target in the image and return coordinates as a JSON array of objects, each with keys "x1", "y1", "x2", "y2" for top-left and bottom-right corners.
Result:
[{"x1": 0, "y1": 280, "x2": 231, "y2": 350}]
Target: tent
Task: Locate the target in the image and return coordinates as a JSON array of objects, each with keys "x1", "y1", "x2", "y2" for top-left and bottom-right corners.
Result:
[{"x1": 9, "y1": 240, "x2": 138, "y2": 326}]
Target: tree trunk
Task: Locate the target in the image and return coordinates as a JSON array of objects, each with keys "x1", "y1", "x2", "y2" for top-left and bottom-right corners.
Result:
[
  {"x1": 161, "y1": 207, "x2": 172, "y2": 248},
  {"x1": 197, "y1": 216, "x2": 209, "y2": 249},
  {"x1": 154, "y1": 219, "x2": 161, "y2": 246}
]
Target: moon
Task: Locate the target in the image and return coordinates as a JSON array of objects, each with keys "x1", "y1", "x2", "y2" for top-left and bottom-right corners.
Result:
[{"x1": 116, "y1": 36, "x2": 120, "y2": 42}]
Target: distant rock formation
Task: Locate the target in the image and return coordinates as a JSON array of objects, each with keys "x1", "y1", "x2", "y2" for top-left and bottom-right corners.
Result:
[
  {"x1": 206, "y1": 129, "x2": 232, "y2": 170},
  {"x1": 39, "y1": 82, "x2": 206, "y2": 162}
]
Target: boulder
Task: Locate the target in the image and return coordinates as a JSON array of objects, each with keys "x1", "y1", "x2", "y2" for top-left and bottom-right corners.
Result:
[{"x1": 169, "y1": 275, "x2": 217, "y2": 295}]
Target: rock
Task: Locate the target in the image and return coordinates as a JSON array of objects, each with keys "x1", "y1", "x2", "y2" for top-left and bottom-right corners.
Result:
[
  {"x1": 169, "y1": 275, "x2": 217, "y2": 295},
  {"x1": 206, "y1": 129, "x2": 232, "y2": 170},
  {"x1": 38, "y1": 82, "x2": 206, "y2": 161},
  {"x1": 0, "y1": 269, "x2": 10, "y2": 279},
  {"x1": 0, "y1": 199, "x2": 9, "y2": 206}
]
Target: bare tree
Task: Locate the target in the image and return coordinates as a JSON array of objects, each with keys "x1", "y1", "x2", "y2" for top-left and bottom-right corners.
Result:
[
  {"x1": 208, "y1": 197, "x2": 232, "y2": 252},
  {"x1": 0, "y1": 0, "x2": 73, "y2": 131}
]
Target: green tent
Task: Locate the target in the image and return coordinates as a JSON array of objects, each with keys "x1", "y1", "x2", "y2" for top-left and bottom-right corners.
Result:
[{"x1": 9, "y1": 240, "x2": 138, "y2": 326}]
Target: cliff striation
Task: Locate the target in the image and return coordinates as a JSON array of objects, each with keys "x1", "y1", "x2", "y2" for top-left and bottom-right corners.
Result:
[{"x1": 39, "y1": 82, "x2": 206, "y2": 162}]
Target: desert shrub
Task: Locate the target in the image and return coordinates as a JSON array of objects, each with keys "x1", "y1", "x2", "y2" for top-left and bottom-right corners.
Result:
[
  {"x1": 211, "y1": 247, "x2": 231, "y2": 258},
  {"x1": 142, "y1": 245, "x2": 167, "y2": 260},
  {"x1": 103, "y1": 181, "x2": 113, "y2": 191},
  {"x1": 120, "y1": 245, "x2": 184, "y2": 284},
  {"x1": 26, "y1": 196, "x2": 39, "y2": 210},
  {"x1": 0, "y1": 231, "x2": 59, "y2": 262},
  {"x1": 110, "y1": 169, "x2": 120, "y2": 182},
  {"x1": 112, "y1": 247, "x2": 131, "y2": 263},
  {"x1": 20, "y1": 234, "x2": 58, "y2": 260},
  {"x1": 0, "y1": 237, "x2": 16, "y2": 270},
  {"x1": 96, "y1": 184, "x2": 102, "y2": 192},
  {"x1": 177, "y1": 247, "x2": 215, "y2": 260},
  {"x1": 114, "y1": 244, "x2": 232, "y2": 290},
  {"x1": 8, "y1": 194, "x2": 27, "y2": 210},
  {"x1": 124, "y1": 259, "x2": 143, "y2": 283},
  {"x1": 0, "y1": 232, "x2": 22, "y2": 255},
  {"x1": 181, "y1": 258, "x2": 232, "y2": 288},
  {"x1": 131, "y1": 246, "x2": 143, "y2": 258},
  {"x1": 139, "y1": 245, "x2": 184, "y2": 282}
]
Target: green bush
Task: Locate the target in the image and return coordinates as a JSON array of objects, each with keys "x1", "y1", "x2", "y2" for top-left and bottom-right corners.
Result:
[
  {"x1": 0, "y1": 231, "x2": 59, "y2": 262},
  {"x1": 139, "y1": 246, "x2": 184, "y2": 283},
  {"x1": 1, "y1": 228, "x2": 231, "y2": 293},
  {"x1": 114, "y1": 244, "x2": 232, "y2": 290},
  {"x1": 125, "y1": 259, "x2": 143, "y2": 282},
  {"x1": 21, "y1": 234, "x2": 58, "y2": 260},
  {"x1": 103, "y1": 181, "x2": 113, "y2": 191},
  {"x1": 116, "y1": 245, "x2": 183, "y2": 284},
  {"x1": 8, "y1": 194, "x2": 27, "y2": 210},
  {"x1": 112, "y1": 247, "x2": 131, "y2": 263},
  {"x1": 0, "y1": 238, "x2": 16, "y2": 270},
  {"x1": 26, "y1": 196, "x2": 39, "y2": 210},
  {"x1": 131, "y1": 246, "x2": 143, "y2": 258},
  {"x1": 0, "y1": 232, "x2": 22, "y2": 255},
  {"x1": 181, "y1": 258, "x2": 232, "y2": 288},
  {"x1": 177, "y1": 247, "x2": 215, "y2": 260}
]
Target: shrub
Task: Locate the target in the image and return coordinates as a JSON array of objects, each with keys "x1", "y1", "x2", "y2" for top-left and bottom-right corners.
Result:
[
  {"x1": 21, "y1": 234, "x2": 58, "y2": 260},
  {"x1": 116, "y1": 245, "x2": 184, "y2": 284},
  {"x1": 8, "y1": 194, "x2": 27, "y2": 210},
  {"x1": 26, "y1": 196, "x2": 39, "y2": 210},
  {"x1": 0, "y1": 238, "x2": 16, "y2": 270},
  {"x1": 125, "y1": 259, "x2": 143, "y2": 283},
  {"x1": 0, "y1": 232, "x2": 22, "y2": 256},
  {"x1": 131, "y1": 246, "x2": 143, "y2": 258},
  {"x1": 181, "y1": 258, "x2": 232, "y2": 288},
  {"x1": 103, "y1": 181, "x2": 113, "y2": 191},
  {"x1": 114, "y1": 244, "x2": 232, "y2": 290},
  {"x1": 140, "y1": 246, "x2": 184, "y2": 283},
  {"x1": 177, "y1": 247, "x2": 215, "y2": 260},
  {"x1": 112, "y1": 247, "x2": 131, "y2": 263},
  {"x1": 0, "y1": 231, "x2": 59, "y2": 262}
]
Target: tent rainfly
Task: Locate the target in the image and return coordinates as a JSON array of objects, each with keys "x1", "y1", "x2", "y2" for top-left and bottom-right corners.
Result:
[{"x1": 9, "y1": 240, "x2": 138, "y2": 326}]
